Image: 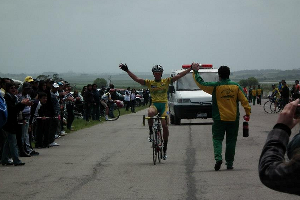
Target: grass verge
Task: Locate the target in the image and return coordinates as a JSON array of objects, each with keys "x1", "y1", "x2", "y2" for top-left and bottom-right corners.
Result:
[{"x1": 66, "y1": 105, "x2": 149, "y2": 133}]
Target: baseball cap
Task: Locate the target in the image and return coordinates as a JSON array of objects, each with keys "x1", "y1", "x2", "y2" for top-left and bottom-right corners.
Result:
[
  {"x1": 24, "y1": 76, "x2": 34, "y2": 83},
  {"x1": 53, "y1": 83, "x2": 59, "y2": 88}
]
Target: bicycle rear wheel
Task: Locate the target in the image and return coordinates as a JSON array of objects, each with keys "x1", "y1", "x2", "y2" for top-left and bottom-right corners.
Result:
[
  {"x1": 107, "y1": 106, "x2": 120, "y2": 121},
  {"x1": 263, "y1": 101, "x2": 273, "y2": 114}
]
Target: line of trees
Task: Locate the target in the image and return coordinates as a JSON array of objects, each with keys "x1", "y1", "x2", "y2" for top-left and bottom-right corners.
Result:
[{"x1": 239, "y1": 77, "x2": 259, "y2": 87}]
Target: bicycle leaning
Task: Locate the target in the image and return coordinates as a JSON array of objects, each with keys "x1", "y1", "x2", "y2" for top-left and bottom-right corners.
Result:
[
  {"x1": 263, "y1": 96, "x2": 284, "y2": 114},
  {"x1": 143, "y1": 114, "x2": 167, "y2": 165}
]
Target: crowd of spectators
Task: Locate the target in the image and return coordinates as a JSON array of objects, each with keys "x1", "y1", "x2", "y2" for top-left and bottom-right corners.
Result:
[
  {"x1": 243, "y1": 79, "x2": 300, "y2": 108},
  {"x1": 0, "y1": 76, "x2": 149, "y2": 166},
  {"x1": 0, "y1": 76, "x2": 83, "y2": 166}
]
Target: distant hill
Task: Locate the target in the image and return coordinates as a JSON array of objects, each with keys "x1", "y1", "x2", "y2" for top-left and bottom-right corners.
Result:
[
  {"x1": 1, "y1": 68, "x2": 299, "y2": 87},
  {"x1": 230, "y1": 69, "x2": 300, "y2": 82}
]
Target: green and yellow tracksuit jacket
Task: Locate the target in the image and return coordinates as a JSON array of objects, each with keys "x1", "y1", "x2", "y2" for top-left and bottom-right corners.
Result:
[{"x1": 193, "y1": 71, "x2": 251, "y2": 121}]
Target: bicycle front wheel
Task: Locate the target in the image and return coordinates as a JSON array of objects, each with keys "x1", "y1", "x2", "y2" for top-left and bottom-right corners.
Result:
[
  {"x1": 157, "y1": 131, "x2": 163, "y2": 163},
  {"x1": 107, "y1": 107, "x2": 120, "y2": 121},
  {"x1": 263, "y1": 101, "x2": 273, "y2": 114}
]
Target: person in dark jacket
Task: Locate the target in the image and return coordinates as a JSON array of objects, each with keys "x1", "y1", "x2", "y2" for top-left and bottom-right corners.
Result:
[
  {"x1": 30, "y1": 92, "x2": 52, "y2": 148},
  {"x1": 84, "y1": 84, "x2": 94, "y2": 122},
  {"x1": 280, "y1": 80, "x2": 290, "y2": 108},
  {"x1": 259, "y1": 98, "x2": 300, "y2": 196},
  {"x1": 91, "y1": 84, "x2": 100, "y2": 121},
  {"x1": 1, "y1": 82, "x2": 32, "y2": 166}
]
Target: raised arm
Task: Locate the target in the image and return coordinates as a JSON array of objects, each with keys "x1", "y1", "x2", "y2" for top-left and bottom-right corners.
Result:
[
  {"x1": 171, "y1": 67, "x2": 192, "y2": 82},
  {"x1": 119, "y1": 63, "x2": 145, "y2": 85}
]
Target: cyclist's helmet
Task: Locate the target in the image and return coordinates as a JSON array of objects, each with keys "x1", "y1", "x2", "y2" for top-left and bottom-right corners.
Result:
[
  {"x1": 152, "y1": 65, "x2": 164, "y2": 73},
  {"x1": 271, "y1": 84, "x2": 275, "y2": 87}
]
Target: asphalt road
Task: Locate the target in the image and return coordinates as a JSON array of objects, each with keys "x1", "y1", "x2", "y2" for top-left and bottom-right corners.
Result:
[{"x1": 0, "y1": 99, "x2": 299, "y2": 200}]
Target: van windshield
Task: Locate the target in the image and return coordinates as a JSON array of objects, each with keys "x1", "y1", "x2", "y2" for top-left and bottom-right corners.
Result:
[{"x1": 176, "y1": 72, "x2": 218, "y2": 91}]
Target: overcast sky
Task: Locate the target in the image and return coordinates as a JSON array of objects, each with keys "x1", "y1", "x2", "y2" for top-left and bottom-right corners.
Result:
[{"x1": 1, "y1": 0, "x2": 299, "y2": 74}]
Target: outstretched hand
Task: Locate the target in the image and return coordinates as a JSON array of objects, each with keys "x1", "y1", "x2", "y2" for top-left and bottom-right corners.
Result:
[
  {"x1": 119, "y1": 63, "x2": 128, "y2": 72},
  {"x1": 277, "y1": 98, "x2": 300, "y2": 129}
]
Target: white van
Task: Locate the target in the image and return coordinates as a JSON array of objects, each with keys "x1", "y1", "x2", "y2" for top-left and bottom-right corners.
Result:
[{"x1": 168, "y1": 64, "x2": 218, "y2": 125}]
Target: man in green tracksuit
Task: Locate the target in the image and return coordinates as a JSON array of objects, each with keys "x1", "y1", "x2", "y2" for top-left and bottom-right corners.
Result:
[{"x1": 191, "y1": 64, "x2": 251, "y2": 171}]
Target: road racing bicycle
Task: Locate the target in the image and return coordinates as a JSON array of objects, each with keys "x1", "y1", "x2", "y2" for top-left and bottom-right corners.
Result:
[{"x1": 143, "y1": 114, "x2": 167, "y2": 165}]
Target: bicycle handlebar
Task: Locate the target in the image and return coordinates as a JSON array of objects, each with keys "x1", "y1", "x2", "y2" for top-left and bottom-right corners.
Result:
[{"x1": 142, "y1": 115, "x2": 168, "y2": 126}]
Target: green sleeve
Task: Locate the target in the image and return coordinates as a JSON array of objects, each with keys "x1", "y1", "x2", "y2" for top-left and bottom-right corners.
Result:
[{"x1": 192, "y1": 70, "x2": 218, "y2": 95}]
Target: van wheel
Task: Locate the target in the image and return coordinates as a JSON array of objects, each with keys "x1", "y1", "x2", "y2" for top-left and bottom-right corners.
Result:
[
  {"x1": 174, "y1": 115, "x2": 181, "y2": 125},
  {"x1": 170, "y1": 114, "x2": 175, "y2": 124}
]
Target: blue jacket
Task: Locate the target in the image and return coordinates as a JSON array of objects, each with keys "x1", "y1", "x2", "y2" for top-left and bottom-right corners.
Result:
[{"x1": 0, "y1": 95, "x2": 8, "y2": 128}]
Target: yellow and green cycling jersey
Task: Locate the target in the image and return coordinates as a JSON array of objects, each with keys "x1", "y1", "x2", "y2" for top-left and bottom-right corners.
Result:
[
  {"x1": 193, "y1": 71, "x2": 251, "y2": 121},
  {"x1": 144, "y1": 77, "x2": 172, "y2": 103},
  {"x1": 272, "y1": 88, "x2": 281, "y2": 101}
]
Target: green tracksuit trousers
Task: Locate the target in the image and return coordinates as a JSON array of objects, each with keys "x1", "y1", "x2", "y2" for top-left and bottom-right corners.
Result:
[
  {"x1": 252, "y1": 96, "x2": 256, "y2": 105},
  {"x1": 212, "y1": 120, "x2": 239, "y2": 167}
]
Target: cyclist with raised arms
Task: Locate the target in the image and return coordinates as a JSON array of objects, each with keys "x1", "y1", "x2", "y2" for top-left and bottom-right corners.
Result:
[{"x1": 119, "y1": 63, "x2": 192, "y2": 160}]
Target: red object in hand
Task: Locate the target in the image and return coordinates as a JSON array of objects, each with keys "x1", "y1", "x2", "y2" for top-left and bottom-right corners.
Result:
[{"x1": 243, "y1": 115, "x2": 250, "y2": 121}]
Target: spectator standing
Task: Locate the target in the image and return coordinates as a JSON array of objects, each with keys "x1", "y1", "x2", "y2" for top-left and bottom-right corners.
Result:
[
  {"x1": 64, "y1": 87, "x2": 75, "y2": 130},
  {"x1": 73, "y1": 90, "x2": 84, "y2": 117},
  {"x1": 2, "y1": 82, "x2": 31, "y2": 166},
  {"x1": 0, "y1": 78, "x2": 6, "y2": 97},
  {"x1": 0, "y1": 94, "x2": 8, "y2": 161},
  {"x1": 256, "y1": 85, "x2": 263, "y2": 105},
  {"x1": 91, "y1": 84, "x2": 100, "y2": 121},
  {"x1": 57, "y1": 82, "x2": 67, "y2": 136},
  {"x1": 84, "y1": 84, "x2": 94, "y2": 122},
  {"x1": 30, "y1": 79, "x2": 39, "y2": 99},
  {"x1": 81, "y1": 86, "x2": 87, "y2": 99},
  {"x1": 280, "y1": 81, "x2": 290, "y2": 108},
  {"x1": 130, "y1": 88, "x2": 136, "y2": 113},
  {"x1": 143, "y1": 89, "x2": 150, "y2": 106},
  {"x1": 251, "y1": 85, "x2": 257, "y2": 106},
  {"x1": 192, "y1": 64, "x2": 251, "y2": 170},
  {"x1": 0, "y1": 94, "x2": 7, "y2": 128},
  {"x1": 243, "y1": 86, "x2": 248, "y2": 98},
  {"x1": 48, "y1": 83, "x2": 60, "y2": 146},
  {"x1": 278, "y1": 81, "x2": 282, "y2": 91},
  {"x1": 30, "y1": 92, "x2": 51, "y2": 148},
  {"x1": 124, "y1": 87, "x2": 131, "y2": 111},
  {"x1": 248, "y1": 86, "x2": 252, "y2": 103},
  {"x1": 259, "y1": 99, "x2": 300, "y2": 195},
  {"x1": 16, "y1": 82, "x2": 33, "y2": 157},
  {"x1": 100, "y1": 89, "x2": 115, "y2": 120},
  {"x1": 293, "y1": 80, "x2": 300, "y2": 99}
]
